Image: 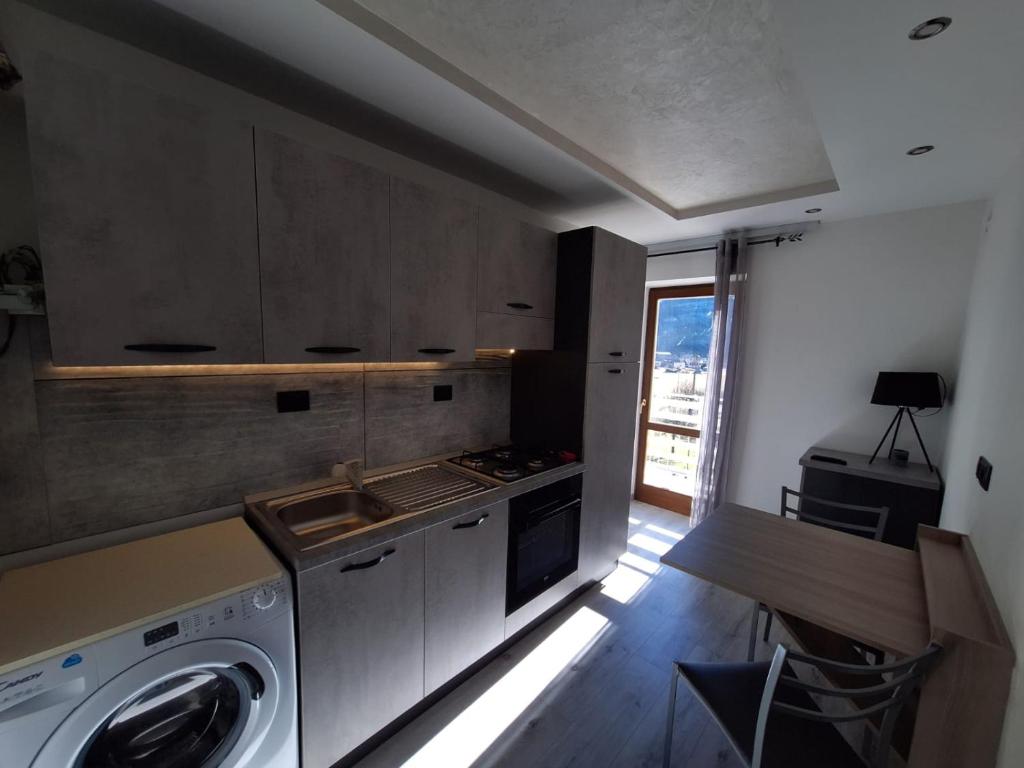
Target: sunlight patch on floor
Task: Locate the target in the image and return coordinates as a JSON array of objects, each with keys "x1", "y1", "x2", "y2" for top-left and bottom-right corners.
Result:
[
  {"x1": 400, "y1": 606, "x2": 610, "y2": 768},
  {"x1": 628, "y1": 516, "x2": 642, "y2": 525},
  {"x1": 619, "y1": 550, "x2": 661, "y2": 575},
  {"x1": 628, "y1": 531, "x2": 673, "y2": 556},
  {"x1": 644, "y1": 523, "x2": 684, "y2": 541},
  {"x1": 599, "y1": 561, "x2": 653, "y2": 603}
]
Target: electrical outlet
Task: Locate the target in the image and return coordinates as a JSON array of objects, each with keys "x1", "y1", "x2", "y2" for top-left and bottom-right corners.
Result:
[
  {"x1": 976, "y1": 456, "x2": 993, "y2": 492},
  {"x1": 277, "y1": 390, "x2": 310, "y2": 413},
  {"x1": 433, "y1": 384, "x2": 453, "y2": 402}
]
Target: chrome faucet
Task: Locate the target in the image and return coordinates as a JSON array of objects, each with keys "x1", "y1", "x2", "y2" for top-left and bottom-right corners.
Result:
[{"x1": 331, "y1": 458, "x2": 364, "y2": 490}]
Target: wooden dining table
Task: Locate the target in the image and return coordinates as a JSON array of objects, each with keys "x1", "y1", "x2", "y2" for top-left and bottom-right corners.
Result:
[{"x1": 660, "y1": 502, "x2": 1015, "y2": 768}]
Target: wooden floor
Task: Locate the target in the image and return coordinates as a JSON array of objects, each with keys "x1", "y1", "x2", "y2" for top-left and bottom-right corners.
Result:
[{"x1": 356, "y1": 501, "x2": 766, "y2": 768}]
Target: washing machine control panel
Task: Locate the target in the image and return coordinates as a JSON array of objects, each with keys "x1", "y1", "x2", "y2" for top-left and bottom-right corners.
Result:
[{"x1": 137, "y1": 577, "x2": 291, "y2": 653}]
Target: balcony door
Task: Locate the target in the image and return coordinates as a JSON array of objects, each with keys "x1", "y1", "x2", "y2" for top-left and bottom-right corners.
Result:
[{"x1": 634, "y1": 284, "x2": 715, "y2": 515}]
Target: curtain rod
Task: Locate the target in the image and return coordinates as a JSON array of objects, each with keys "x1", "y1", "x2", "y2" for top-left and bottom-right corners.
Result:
[{"x1": 646, "y1": 232, "x2": 805, "y2": 258}]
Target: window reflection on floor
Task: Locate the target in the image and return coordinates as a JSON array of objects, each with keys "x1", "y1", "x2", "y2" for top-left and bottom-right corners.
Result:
[{"x1": 400, "y1": 606, "x2": 609, "y2": 768}]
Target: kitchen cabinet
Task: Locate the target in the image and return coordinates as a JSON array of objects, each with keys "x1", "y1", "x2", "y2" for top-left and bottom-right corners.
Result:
[
  {"x1": 297, "y1": 532, "x2": 425, "y2": 768},
  {"x1": 24, "y1": 53, "x2": 262, "y2": 365},
  {"x1": 579, "y1": 362, "x2": 641, "y2": 584},
  {"x1": 477, "y1": 210, "x2": 557, "y2": 318},
  {"x1": 254, "y1": 130, "x2": 390, "y2": 362},
  {"x1": 390, "y1": 178, "x2": 478, "y2": 362},
  {"x1": 476, "y1": 312, "x2": 553, "y2": 351},
  {"x1": 586, "y1": 229, "x2": 647, "y2": 363},
  {"x1": 424, "y1": 502, "x2": 509, "y2": 693},
  {"x1": 476, "y1": 210, "x2": 557, "y2": 350}
]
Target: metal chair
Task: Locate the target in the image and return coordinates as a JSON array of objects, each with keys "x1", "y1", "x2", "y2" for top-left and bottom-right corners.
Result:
[
  {"x1": 664, "y1": 642, "x2": 942, "y2": 768},
  {"x1": 748, "y1": 487, "x2": 889, "y2": 662}
]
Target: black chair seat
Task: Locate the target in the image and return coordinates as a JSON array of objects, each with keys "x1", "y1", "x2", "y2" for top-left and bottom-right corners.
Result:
[{"x1": 677, "y1": 659, "x2": 866, "y2": 768}]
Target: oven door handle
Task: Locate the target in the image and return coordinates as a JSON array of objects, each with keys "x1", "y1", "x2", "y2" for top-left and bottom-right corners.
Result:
[{"x1": 525, "y1": 499, "x2": 581, "y2": 528}]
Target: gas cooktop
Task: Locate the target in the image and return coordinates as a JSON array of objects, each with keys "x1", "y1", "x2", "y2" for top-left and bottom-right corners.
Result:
[{"x1": 446, "y1": 445, "x2": 577, "y2": 484}]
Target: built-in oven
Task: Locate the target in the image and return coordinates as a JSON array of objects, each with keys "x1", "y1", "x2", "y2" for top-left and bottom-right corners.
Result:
[{"x1": 506, "y1": 474, "x2": 582, "y2": 615}]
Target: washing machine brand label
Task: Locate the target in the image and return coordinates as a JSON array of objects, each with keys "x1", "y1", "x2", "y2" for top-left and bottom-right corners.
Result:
[
  {"x1": 0, "y1": 670, "x2": 43, "y2": 693},
  {"x1": 62, "y1": 653, "x2": 83, "y2": 668}
]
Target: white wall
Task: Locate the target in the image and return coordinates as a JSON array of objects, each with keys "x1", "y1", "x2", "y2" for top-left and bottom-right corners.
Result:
[
  {"x1": 723, "y1": 202, "x2": 983, "y2": 513},
  {"x1": 646, "y1": 249, "x2": 715, "y2": 284},
  {"x1": 940, "y1": 158, "x2": 1024, "y2": 768}
]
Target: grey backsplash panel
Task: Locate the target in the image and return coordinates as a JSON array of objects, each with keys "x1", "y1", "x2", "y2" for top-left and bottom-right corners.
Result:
[
  {"x1": 35, "y1": 372, "x2": 364, "y2": 541},
  {"x1": 0, "y1": 325, "x2": 52, "y2": 554},
  {"x1": 365, "y1": 369, "x2": 511, "y2": 468}
]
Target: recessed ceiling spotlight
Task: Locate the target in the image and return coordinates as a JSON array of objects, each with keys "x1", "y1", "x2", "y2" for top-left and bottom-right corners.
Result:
[
  {"x1": 909, "y1": 17, "x2": 952, "y2": 40},
  {"x1": 907, "y1": 145, "x2": 935, "y2": 156},
  {"x1": 805, "y1": 208, "x2": 822, "y2": 214}
]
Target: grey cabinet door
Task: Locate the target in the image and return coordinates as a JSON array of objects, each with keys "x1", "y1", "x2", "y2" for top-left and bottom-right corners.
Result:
[
  {"x1": 24, "y1": 53, "x2": 262, "y2": 365},
  {"x1": 587, "y1": 229, "x2": 647, "y2": 363},
  {"x1": 579, "y1": 362, "x2": 640, "y2": 584},
  {"x1": 390, "y1": 178, "x2": 478, "y2": 362},
  {"x1": 475, "y1": 312, "x2": 554, "y2": 351},
  {"x1": 424, "y1": 501, "x2": 509, "y2": 694},
  {"x1": 297, "y1": 533, "x2": 425, "y2": 768},
  {"x1": 477, "y1": 209, "x2": 557, "y2": 319},
  {"x1": 255, "y1": 130, "x2": 390, "y2": 362}
]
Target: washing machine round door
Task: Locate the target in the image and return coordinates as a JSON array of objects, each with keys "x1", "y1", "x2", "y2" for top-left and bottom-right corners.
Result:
[{"x1": 33, "y1": 639, "x2": 280, "y2": 768}]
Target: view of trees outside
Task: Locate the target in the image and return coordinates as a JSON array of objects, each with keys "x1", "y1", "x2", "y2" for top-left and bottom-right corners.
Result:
[{"x1": 642, "y1": 296, "x2": 714, "y2": 497}]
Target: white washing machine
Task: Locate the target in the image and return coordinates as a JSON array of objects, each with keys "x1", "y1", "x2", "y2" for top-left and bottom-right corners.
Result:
[{"x1": 0, "y1": 518, "x2": 298, "y2": 768}]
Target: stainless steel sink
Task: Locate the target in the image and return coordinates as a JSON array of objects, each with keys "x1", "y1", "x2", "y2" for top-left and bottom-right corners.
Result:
[{"x1": 275, "y1": 490, "x2": 396, "y2": 544}]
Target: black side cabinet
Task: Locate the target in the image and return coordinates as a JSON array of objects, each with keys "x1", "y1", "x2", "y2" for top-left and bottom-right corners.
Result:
[{"x1": 799, "y1": 447, "x2": 943, "y2": 550}]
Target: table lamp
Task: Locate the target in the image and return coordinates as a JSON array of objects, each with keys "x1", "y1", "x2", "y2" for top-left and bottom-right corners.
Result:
[{"x1": 868, "y1": 372, "x2": 943, "y2": 472}]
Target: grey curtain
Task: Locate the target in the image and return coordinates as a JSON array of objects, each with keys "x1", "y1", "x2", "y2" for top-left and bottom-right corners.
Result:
[{"x1": 690, "y1": 237, "x2": 749, "y2": 526}]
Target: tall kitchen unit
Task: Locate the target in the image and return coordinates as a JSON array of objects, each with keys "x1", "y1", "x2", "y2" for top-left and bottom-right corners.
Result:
[{"x1": 512, "y1": 227, "x2": 646, "y2": 585}]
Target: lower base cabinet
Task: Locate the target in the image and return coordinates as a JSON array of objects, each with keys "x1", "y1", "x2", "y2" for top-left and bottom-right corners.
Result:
[
  {"x1": 424, "y1": 502, "x2": 509, "y2": 694},
  {"x1": 297, "y1": 532, "x2": 425, "y2": 768}
]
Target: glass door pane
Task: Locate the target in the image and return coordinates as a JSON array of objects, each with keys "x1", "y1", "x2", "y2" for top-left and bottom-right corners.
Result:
[
  {"x1": 635, "y1": 286, "x2": 714, "y2": 514},
  {"x1": 642, "y1": 430, "x2": 700, "y2": 497},
  {"x1": 648, "y1": 296, "x2": 713, "y2": 428}
]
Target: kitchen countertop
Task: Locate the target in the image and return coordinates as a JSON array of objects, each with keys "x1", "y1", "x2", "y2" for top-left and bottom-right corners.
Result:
[
  {"x1": 245, "y1": 452, "x2": 586, "y2": 572},
  {"x1": 0, "y1": 518, "x2": 282, "y2": 675}
]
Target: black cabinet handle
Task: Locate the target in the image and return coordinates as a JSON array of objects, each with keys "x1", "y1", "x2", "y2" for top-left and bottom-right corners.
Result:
[
  {"x1": 418, "y1": 348, "x2": 455, "y2": 355},
  {"x1": 453, "y1": 513, "x2": 489, "y2": 530},
  {"x1": 506, "y1": 302, "x2": 533, "y2": 310},
  {"x1": 339, "y1": 548, "x2": 395, "y2": 573},
  {"x1": 124, "y1": 343, "x2": 216, "y2": 353},
  {"x1": 609, "y1": 351, "x2": 624, "y2": 357},
  {"x1": 608, "y1": 368, "x2": 622, "y2": 374},
  {"x1": 305, "y1": 346, "x2": 361, "y2": 354}
]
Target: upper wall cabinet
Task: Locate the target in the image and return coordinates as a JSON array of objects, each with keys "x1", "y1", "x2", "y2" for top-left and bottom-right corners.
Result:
[
  {"x1": 586, "y1": 229, "x2": 647, "y2": 363},
  {"x1": 255, "y1": 130, "x2": 390, "y2": 362},
  {"x1": 477, "y1": 210, "x2": 557, "y2": 318},
  {"x1": 390, "y1": 178, "x2": 478, "y2": 362},
  {"x1": 24, "y1": 54, "x2": 262, "y2": 366},
  {"x1": 476, "y1": 209, "x2": 557, "y2": 351}
]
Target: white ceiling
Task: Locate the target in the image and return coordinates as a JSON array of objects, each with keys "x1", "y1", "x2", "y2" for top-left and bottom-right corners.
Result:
[
  {"x1": 350, "y1": 0, "x2": 836, "y2": 216},
  {"x1": 147, "y1": 0, "x2": 1024, "y2": 246}
]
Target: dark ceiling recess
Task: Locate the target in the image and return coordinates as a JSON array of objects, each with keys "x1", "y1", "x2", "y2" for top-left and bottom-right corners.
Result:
[
  {"x1": 909, "y1": 17, "x2": 952, "y2": 41},
  {"x1": 906, "y1": 145, "x2": 935, "y2": 156}
]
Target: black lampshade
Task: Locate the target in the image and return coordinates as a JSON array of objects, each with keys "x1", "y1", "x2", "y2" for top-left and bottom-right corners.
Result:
[{"x1": 870, "y1": 372, "x2": 943, "y2": 408}]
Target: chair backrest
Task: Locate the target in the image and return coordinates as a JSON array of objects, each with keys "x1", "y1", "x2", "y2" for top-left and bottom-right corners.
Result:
[
  {"x1": 751, "y1": 643, "x2": 943, "y2": 768},
  {"x1": 780, "y1": 486, "x2": 889, "y2": 541}
]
